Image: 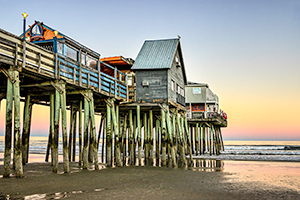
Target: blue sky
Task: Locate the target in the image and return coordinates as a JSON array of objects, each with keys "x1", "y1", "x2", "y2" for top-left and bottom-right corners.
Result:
[{"x1": 0, "y1": 0, "x2": 300, "y2": 140}]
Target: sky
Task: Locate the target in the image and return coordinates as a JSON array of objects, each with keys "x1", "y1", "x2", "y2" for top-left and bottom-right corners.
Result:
[{"x1": 0, "y1": 0, "x2": 299, "y2": 140}]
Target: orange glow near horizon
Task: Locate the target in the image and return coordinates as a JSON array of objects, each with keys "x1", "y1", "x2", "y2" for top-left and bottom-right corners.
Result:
[{"x1": 0, "y1": 97, "x2": 299, "y2": 140}]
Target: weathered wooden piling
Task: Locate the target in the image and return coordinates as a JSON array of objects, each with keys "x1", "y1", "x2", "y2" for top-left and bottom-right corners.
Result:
[
  {"x1": 49, "y1": 94, "x2": 54, "y2": 165},
  {"x1": 155, "y1": 119, "x2": 160, "y2": 165},
  {"x1": 165, "y1": 105, "x2": 177, "y2": 168},
  {"x1": 72, "y1": 110, "x2": 77, "y2": 162},
  {"x1": 149, "y1": 110, "x2": 154, "y2": 165},
  {"x1": 106, "y1": 99, "x2": 112, "y2": 167},
  {"x1": 52, "y1": 87, "x2": 60, "y2": 173},
  {"x1": 177, "y1": 112, "x2": 186, "y2": 167},
  {"x1": 112, "y1": 101, "x2": 122, "y2": 167},
  {"x1": 22, "y1": 94, "x2": 32, "y2": 164},
  {"x1": 143, "y1": 112, "x2": 149, "y2": 165},
  {"x1": 68, "y1": 105, "x2": 74, "y2": 161},
  {"x1": 160, "y1": 107, "x2": 167, "y2": 166},
  {"x1": 129, "y1": 110, "x2": 134, "y2": 165},
  {"x1": 83, "y1": 94, "x2": 90, "y2": 169},
  {"x1": 3, "y1": 69, "x2": 14, "y2": 178},
  {"x1": 12, "y1": 70, "x2": 23, "y2": 177},
  {"x1": 184, "y1": 117, "x2": 193, "y2": 162},
  {"x1": 101, "y1": 118, "x2": 106, "y2": 163},
  {"x1": 60, "y1": 83, "x2": 69, "y2": 173},
  {"x1": 209, "y1": 125, "x2": 212, "y2": 155},
  {"x1": 195, "y1": 123, "x2": 199, "y2": 156},
  {"x1": 88, "y1": 92, "x2": 99, "y2": 169},
  {"x1": 122, "y1": 113, "x2": 128, "y2": 165},
  {"x1": 136, "y1": 105, "x2": 141, "y2": 166},
  {"x1": 202, "y1": 125, "x2": 206, "y2": 154},
  {"x1": 78, "y1": 100, "x2": 83, "y2": 167}
]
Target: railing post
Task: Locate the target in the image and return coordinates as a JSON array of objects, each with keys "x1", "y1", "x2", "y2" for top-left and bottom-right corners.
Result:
[
  {"x1": 22, "y1": 40, "x2": 26, "y2": 68},
  {"x1": 114, "y1": 67, "x2": 117, "y2": 98},
  {"x1": 55, "y1": 53, "x2": 58, "y2": 79},
  {"x1": 79, "y1": 50, "x2": 82, "y2": 87},
  {"x1": 57, "y1": 60, "x2": 60, "y2": 80},
  {"x1": 125, "y1": 73, "x2": 128, "y2": 102},
  {"x1": 14, "y1": 43, "x2": 18, "y2": 66},
  {"x1": 73, "y1": 67, "x2": 76, "y2": 84},
  {"x1": 98, "y1": 58, "x2": 101, "y2": 93},
  {"x1": 87, "y1": 73, "x2": 90, "y2": 88}
]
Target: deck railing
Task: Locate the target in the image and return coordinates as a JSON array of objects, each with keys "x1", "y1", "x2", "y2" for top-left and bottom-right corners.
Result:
[{"x1": 0, "y1": 28, "x2": 128, "y2": 100}]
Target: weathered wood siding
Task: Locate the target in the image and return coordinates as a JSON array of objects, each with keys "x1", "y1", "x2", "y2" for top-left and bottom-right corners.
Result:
[
  {"x1": 135, "y1": 70, "x2": 168, "y2": 103},
  {"x1": 185, "y1": 86, "x2": 207, "y2": 103},
  {"x1": 168, "y1": 50, "x2": 185, "y2": 106}
]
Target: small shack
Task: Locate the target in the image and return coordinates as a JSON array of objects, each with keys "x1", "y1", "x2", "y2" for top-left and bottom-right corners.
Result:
[
  {"x1": 185, "y1": 81, "x2": 220, "y2": 119},
  {"x1": 131, "y1": 38, "x2": 187, "y2": 108}
]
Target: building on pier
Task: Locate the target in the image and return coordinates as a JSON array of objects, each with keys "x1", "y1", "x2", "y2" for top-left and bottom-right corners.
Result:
[
  {"x1": 131, "y1": 38, "x2": 187, "y2": 109},
  {"x1": 185, "y1": 81, "x2": 227, "y2": 127},
  {"x1": 0, "y1": 19, "x2": 228, "y2": 177}
]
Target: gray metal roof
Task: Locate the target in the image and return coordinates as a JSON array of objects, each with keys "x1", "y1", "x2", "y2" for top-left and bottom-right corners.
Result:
[{"x1": 131, "y1": 38, "x2": 180, "y2": 70}]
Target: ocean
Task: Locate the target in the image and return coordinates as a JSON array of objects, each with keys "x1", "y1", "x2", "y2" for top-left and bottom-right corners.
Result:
[{"x1": 0, "y1": 136, "x2": 300, "y2": 164}]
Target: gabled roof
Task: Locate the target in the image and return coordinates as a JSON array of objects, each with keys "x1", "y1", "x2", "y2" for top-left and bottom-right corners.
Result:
[
  {"x1": 132, "y1": 38, "x2": 188, "y2": 84},
  {"x1": 131, "y1": 38, "x2": 180, "y2": 70}
]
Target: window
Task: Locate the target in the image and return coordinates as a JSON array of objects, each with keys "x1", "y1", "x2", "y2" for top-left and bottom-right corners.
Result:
[
  {"x1": 81, "y1": 54, "x2": 98, "y2": 69},
  {"x1": 193, "y1": 87, "x2": 201, "y2": 94},
  {"x1": 86, "y1": 55, "x2": 97, "y2": 69},
  {"x1": 81, "y1": 54, "x2": 86, "y2": 65},
  {"x1": 177, "y1": 85, "x2": 180, "y2": 94},
  {"x1": 57, "y1": 42, "x2": 63, "y2": 54},
  {"x1": 171, "y1": 80, "x2": 175, "y2": 91},
  {"x1": 65, "y1": 45, "x2": 78, "y2": 61}
]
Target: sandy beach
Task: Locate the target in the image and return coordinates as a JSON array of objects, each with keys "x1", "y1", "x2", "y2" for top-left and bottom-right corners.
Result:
[{"x1": 0, "y1": 159, "x2": 299, "y2": 200}]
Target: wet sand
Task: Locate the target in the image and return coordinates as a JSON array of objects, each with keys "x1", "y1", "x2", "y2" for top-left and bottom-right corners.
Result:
[{"x1": 0, "y1": 159, "x2": 300, "y2": 200}]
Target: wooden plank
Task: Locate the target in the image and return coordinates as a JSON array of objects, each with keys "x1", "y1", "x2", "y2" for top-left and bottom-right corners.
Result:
[{"x1": 38, "y1": 53, "x2": 41, "y2": 73}]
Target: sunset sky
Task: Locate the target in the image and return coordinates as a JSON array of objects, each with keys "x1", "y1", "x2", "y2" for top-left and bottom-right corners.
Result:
[{"x1": 0, "y1": 0, "x2": 299, "y2": 140}]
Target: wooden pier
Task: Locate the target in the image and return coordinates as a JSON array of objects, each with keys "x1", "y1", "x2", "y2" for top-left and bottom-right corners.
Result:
[{"x1": 0, "y1": 27, "x2": 227, "y2": 178}]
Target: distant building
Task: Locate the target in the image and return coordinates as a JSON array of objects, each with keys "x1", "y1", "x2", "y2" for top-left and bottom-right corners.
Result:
[
  {"x1": 131, "y1": 38, "x2": 187, "y2": 107},
  {"x1": 185, "y1": 81, "x2": 220, "y2": 119}
]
